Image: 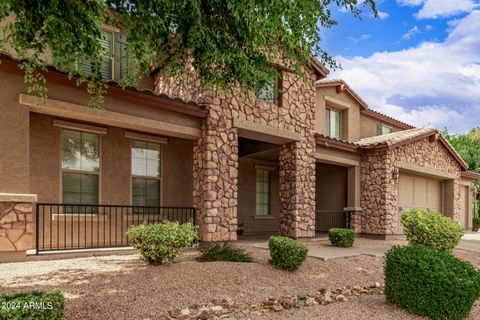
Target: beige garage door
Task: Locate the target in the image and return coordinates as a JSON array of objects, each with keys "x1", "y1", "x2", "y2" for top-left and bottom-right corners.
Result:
[{"x1": 398, "y1": 173, "x2": 443, "y2": 233}]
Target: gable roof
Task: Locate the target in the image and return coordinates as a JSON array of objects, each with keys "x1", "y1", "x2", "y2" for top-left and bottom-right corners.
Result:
[
  {"x1": 315, "y1": 79, "x2": 369, "y2": 110},
  {"x1": 361, "y1": 109, "x2": 414, "y2": 130},
  {"x1": 355, "y1": 127, "x2": 468, "y2": 170}
]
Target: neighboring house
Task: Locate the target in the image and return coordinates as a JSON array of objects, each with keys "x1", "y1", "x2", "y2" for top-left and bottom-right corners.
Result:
[{"x1": 0, "y1": 30, "x2": 478, "y2": 262}]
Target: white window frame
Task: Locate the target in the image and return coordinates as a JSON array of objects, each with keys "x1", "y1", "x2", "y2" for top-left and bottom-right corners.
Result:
[
  {"x1": 325, "y1": 107, "x2": 342, "y2": 139},
  {"x1": 255, "y1": 169, "x2": 270, "y2": 216},
  {"x1": 60, "y1": 129, "x2": 101, "y2": 207},
  {"x1": 130, "y1": 140, "x2": 163, "y2": 208},
  {"x1": 378, "y1": 123, "x2": 393, "y2": 135},
  {"x1": 256, "y1": 75, "x2": 279, "y2": 105}
]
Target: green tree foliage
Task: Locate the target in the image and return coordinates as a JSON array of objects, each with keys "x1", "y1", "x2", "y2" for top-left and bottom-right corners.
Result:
[
  {"x1": 444, "y1": 128, "x2": 480, "y2": 216},
  {"x1": 0, "y1": 0, "x2": 376, "y2": 106}
]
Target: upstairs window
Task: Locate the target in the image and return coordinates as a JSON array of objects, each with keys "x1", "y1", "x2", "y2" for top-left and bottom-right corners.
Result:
[
  {"x1": 61, "y1": 130, "x2": 100, "y2": 206},
  {"x1": 377, "y1": 123, "x2": 393, "y2": 135},
  {"x1": 325, "y1": 107, "x2": 341, "y2": 139},
  {"x1": 256, "y1": 76, "x2": 279, "y2": 105},
  {"x1": 81, "y1": 29, "x2": 131, "y2": 81}
]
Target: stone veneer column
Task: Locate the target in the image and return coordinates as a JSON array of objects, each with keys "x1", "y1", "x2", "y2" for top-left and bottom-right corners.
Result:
[
  {"x1": 278, "y1": 139, "x2": 316, "y2": 238},
  {"x1": 0, "y1": 193, "x2": 37, "y2": 262},
  {"x1": 193, "y1": 102, "x2": 238, "y2": 242}
]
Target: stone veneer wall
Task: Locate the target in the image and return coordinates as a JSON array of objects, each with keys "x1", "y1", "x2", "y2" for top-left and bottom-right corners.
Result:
[
  {"x1": 155, "y1": 66, "x2": 317, "y2": 241},
  {"x1": 0, "y1": 202, "x2": 33, "y2": 253},
  {"x1": 359, "y1": 137, "x2": 462, "y2": 235}
]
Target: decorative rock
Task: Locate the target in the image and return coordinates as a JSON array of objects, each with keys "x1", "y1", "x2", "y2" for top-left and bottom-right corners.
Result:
[
  {"x1": 168, "y1": 309, "x2": 181, "y2": 318},
  {"x1": 305, "y1": 297, "x2": 318, "y2": 307},
  {"x1": 180, "y1": 309, "x2": 191, "y2": 316},
  {"x1": 374, "y1": 282, "x2": 381, "y2": 288},
  {"x1": 324, "y1": 292, "x2": 333, "y2": 304},
  {"x1": 336, "y1": 294, "x2": 347, "y2": 302}
]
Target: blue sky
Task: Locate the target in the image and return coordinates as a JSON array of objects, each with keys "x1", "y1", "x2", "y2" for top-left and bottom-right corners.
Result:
[{"x1": 320, "y1": 0, "x2": 480, "y2": 133}]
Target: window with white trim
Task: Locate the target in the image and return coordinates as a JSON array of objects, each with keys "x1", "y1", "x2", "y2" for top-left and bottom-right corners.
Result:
[
  {"x1": 325, "y1": 107, "x2": 341, "y2": 139},
  {"x1": 255, "y1": 169, "x2": 270, "y2": 215},
  {"x1": 256, "y1": 76, "x2": 278, "y2": 104},
  {"x1": 131, "y1": 140, "x2": 162, "y2": 207},
  {"x1": 61, "y1": 129, "x2": 100, "y2": 206},
  {"x1": 377, "y1": 123, "x2": 393, "y2": 135},
  {"x1": 81, "y1": 29, "x2": 131, "y2": 81}
]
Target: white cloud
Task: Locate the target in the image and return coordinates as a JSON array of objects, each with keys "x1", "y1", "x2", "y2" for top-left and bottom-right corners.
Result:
[
  {"x1": 396, "y1": 0, "x2": 478, "y2": 19},
  {"x1": 402, "y1": 26, "x2": 420, "y2": 39},
  {"x1": 425, "y1": 24, "x2": 433, "y2": 30},
  {"x1": 377, "y1": 11, "x2": 390, "y2": 19},
  {"x1": 330, "y1": 10, "x2": 480, "y2": 133},
  {"x1": 396, "y1": 0, "x2": 424, "y2": 6},
  {"x1": 416, "y1": 0, "x2": 478, "y2": 19},
  {"x1": 347, "y1": 34, "x2": 372, "y2": 43}
]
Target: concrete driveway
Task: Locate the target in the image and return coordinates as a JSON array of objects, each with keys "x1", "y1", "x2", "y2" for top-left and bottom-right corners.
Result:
[{"x1": 458, "y1": 232, "x2": 480, "y2": 252}]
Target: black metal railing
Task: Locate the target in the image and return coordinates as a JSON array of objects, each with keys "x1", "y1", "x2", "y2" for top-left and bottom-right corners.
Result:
[
  {"x1": 35, "y1": 204, "x2": 196, "y2": 254},
  {"x1": 315, "y1": 210, "x2": 349, "y2": 232}
]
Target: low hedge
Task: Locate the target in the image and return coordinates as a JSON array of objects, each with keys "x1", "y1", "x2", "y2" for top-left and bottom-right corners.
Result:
[
  {"x1": 385, "y1": 245, "x2": 480, "y2": 320},
  {"x1": 197, "y1": 242, "x2": 253, "y2": 262},
  {"x1": 473, "y1": 216, "x2": 480, "y2": 231},
  {"x1": 401, "y1": 209, "x2": 463, "y2": 252},
  {"x1": 127, "y1": 221, "x2": 197, "y2": 265},
  {"x1": 268, "y1": 236, "x2": 308, "y2": 271},
  {"x1": 328, "y1": 228, "x2": 356, "y2": 248},
  {"x1": 0, "y1": 290, "x2": 64, "y2": 320}
]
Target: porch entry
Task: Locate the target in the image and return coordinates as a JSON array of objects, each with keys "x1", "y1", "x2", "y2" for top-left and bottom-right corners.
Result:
[
  {"x1": 35, "y1": 204, "x2": 195, "y2": 253},
  {"x1": 315, "y1": 163, "x2": 348, "y2": 232}
]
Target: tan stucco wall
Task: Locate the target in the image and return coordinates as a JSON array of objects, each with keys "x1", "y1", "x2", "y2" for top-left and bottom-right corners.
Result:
[
  {"x1": 30, "y1": 113, "x2": 194, "y2": 207},
  {"x1": 0, "y1": 70, "x2": 30, "y2": 193},
  {"x1": 237, "y1": 157, "x2": 280, "y2": 234},
  {"x1": 360, "y1": 113, "x2": 404, "y2": 139},
  {"x1": 315, "y1": 87, "x2": 361, "y2": 142},
  {"x1": 315, "y1": 163, "x2": 347, "y2": 211}
]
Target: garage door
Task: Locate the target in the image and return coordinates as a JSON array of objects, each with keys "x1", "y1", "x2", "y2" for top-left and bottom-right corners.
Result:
[{"x1": 398, "y1": 173, "x2": 443, "y2": 233}]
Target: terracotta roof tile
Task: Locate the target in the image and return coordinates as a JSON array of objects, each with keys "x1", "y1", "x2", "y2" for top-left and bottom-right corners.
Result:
[{"x1": 355, "y1": 127, "x2": 437, "y2": 148}]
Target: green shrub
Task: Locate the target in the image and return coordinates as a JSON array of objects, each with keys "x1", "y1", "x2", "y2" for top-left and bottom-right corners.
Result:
[
  {"x1": 127, "y1": 221, "x2": 197, "y2": 265},
  {"x1": 401, "y1": 209, "x2": 463, "y2": 252},
  {"x1": 0, "y1": 290, "x2": 64, "y2": 320},
  {"x1": 268, "y1": 236, "x2": 308, "y2": 271},
  {"x1": 473, "y1": 216, "x2": 480, "y2": 230},
  {"x1": 328, "y1": 228, "x2": 356, "y2": 248},
  {"x1": 385, "y1": 245, "x2": 480, "y2": 320},
  {"x1": 197, "y1": 242, "x2": 253, "y2": 262}
]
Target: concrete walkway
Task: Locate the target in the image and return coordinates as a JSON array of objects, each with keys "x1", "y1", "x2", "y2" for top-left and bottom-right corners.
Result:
[
  {"x1": 254, "y1": 242, "x2": 392, "y2": 261},
  {"x1": 254, "y1": 232, "x2": 480, "y2": 261}
]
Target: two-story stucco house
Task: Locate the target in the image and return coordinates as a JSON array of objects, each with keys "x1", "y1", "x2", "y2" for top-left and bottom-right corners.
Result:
[{"x1": 0, "y1": 26, "x2": 478, "y2": 262}]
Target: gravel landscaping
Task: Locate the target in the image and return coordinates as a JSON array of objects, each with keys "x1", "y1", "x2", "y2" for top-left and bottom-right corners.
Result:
[{"x1": 0, "y1": 243, "x2": 479, "y2": 319}]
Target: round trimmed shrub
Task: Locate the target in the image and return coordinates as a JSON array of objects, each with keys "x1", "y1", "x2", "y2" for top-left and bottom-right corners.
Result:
[
  {"x1": 401, "y1": 209, "x2": 463, "y2": 252},
  {"x1": 127, "y1": 221, "x2": 197, "y2": 265},
  {"x1": 328, "y1": 228, "x2": 356, "y2": 247},
  {"x1": 385, "y1": 245, "x2": 480, "y2": 320},
  {"x1": 268, "y1": 236, "x2": 308, "y2": 271}
]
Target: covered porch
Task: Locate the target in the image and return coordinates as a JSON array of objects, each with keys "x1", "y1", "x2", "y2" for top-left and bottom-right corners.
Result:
[{"x1": 315, "y1": 136, "x2": 362, "y2": 234}]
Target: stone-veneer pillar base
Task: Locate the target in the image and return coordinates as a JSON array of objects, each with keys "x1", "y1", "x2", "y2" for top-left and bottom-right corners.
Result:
[
  {"x1": 193, "y1": 103, "x2": 239, "y2": 242},
  {"x1": 0, "y1": 193, "x2": 37, "y2": 262},
  {"x1": 279, "y1": 140, "x2": 316, "y2": 238}
]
